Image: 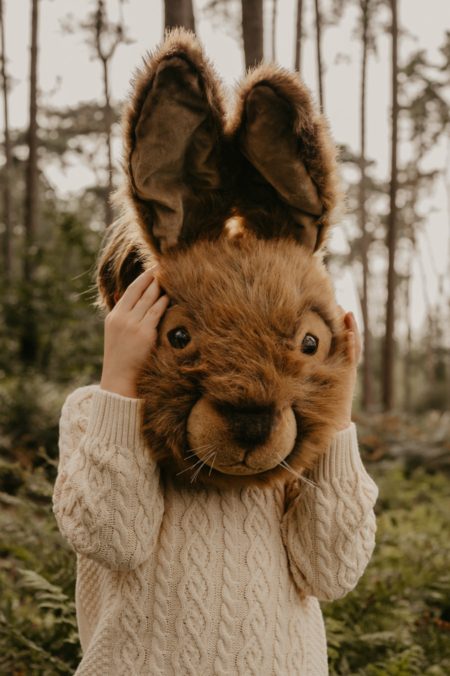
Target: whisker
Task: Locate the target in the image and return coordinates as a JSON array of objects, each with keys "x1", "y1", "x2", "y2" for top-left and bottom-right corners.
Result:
[
  {"x1": 276, "y1": 454, "x2": 318, "y2": 490},
  {"x1": 296, "y1": 473, "x2": 318, "y2": 489},
  {"x1": 176, "y1": 452, "x2": 211, "y2": 477},
  {"x1": 282, "y1": 464, "x2": 317, "y2": 489},
  {"x1": 176, "y1": 446, "x2": 217, "y2": 479},
  {"x1": 186, "y1": 442, "x2": 215, "y2": 453},
  {"x1": 183, "y1": 443, "x2": 215, "y2": 461},
  {"x1": 278, "y1": 460, "x2": 299, "y2": 479},
  {"x1": 196, "y1": 449, "x2": 216, "y2": 478},
  {"x1": 208, "y1": 452, "x2": 217, "y2": 476},
  {"x1": 191, "y1": 449, "x2": 216, "y2": 484},
  {"x1": 177, "y1": 444, "x2": 214, "y2": 476}
]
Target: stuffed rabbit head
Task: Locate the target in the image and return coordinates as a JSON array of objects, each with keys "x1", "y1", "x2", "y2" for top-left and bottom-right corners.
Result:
[{"x1": 97, "y1": 29, "x2": 350, "y2": 490}]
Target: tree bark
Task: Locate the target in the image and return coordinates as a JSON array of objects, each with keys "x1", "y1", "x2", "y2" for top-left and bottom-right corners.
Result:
[
  {"x1": 101, "y1": 54, "x2": 113, "y2": 226},
  {"x1": 21, "y1": 0, "x2": 39, "y2": 364},
  {"x1": 94, "y1": 0, "x2": 117, "y2": 227},
  {"x1": 164, "y1": 0, "x2": 196, "y2": 32},
  {"x1": 241, "y1": 0, "x2": 264, "y2": 69},
  {"x1": 359, "y1": 0, "x2": 373, "y2": 410},
  {"x1": 294, "y1": 0, "x2": 303, "y2": 72},
  {"x1": 0, "y1": 0, "x2": 12, "y2": 281},
  {"x1": 382, "y1": 0, "x2": 399, "y2": 411},
  {"x1": 24, "y1": 0, "x2": 39, "y2": 283},
  {"x1": 446, "y1": 138, "x2": 450, "y2": 410},
  {"x1": 271, "y1": 0, "x2": 278, "y2": 62},
  {"x1": 314, "y1": 0, "x2": 324, "y2": 111},
  {"x1": 403, "y1": 265, "x2": 412, "y2": 411}
]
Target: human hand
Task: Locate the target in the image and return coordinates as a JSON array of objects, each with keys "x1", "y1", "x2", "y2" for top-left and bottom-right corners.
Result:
[
  {"x1": 335, "y1": 310, "x2": 362, "y2": 431},
  {"x1": 100, "y1": 268, "x2": 169, "y2": 399}
]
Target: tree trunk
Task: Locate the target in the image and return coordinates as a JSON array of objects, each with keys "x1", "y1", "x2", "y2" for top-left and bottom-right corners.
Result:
[
  {"x1": 21, "y1": 0, "x2": 39, "y2": 364},
  {"x1": 403, "y1": 266, "x2": 412, "y2": 411},
  {"x1": 359, "y1": 0, "x2": 373, "y2": 410},
  {"x1": 101, "y1": 55, "x2": 113, "y2": 227},
  {"x1": 271, "y1": 0, "x2": 278, "y2": 62},
  {"x1": 94, "y1": 0, "x2": 116, "y2": 228},
  {"x1": 382, "y1": 0, "x2": 399, "y2": 411},
  {"x1": 164, "y1": 0, "x2": 196, "y2": 32},
  {"x1": 0, "y1": 0, "x2": 12, "y2": 282},
  {"x1": 446, "y1": 138, "x2": 450, "y2": 410},
  {"x1": 314, "y1": 0, "x2": 324, "y2": 111},
  {"x1": 24, "y1": 0, "x2": 39, "y2": 283},
  {"x1": 294, "y1": 0, "x2": 303, "y2": 72},
  {"x1": 241, "y1": 0, "x2": 264, "y2": 69}
]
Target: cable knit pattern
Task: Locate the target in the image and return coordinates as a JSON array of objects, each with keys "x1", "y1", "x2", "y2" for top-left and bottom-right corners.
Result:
[
  {"x1": 53, "y1": 386, "x2": 378, "y2": 675},
  {"x1": 172, "y1": 488, "x2": 216, "y2": 674},
  {"x1": 53, "y1": 386, "x2": 164, "y2": 572},
  {"x1": 149, "y1": 497, "x2": 176, "y2": 676},
  {"x1": 214, "y1": 488, "x2": 240, "y2": 676},
  {"x1": 281, "y1": 423, "x2": 379, "y2": 602}
]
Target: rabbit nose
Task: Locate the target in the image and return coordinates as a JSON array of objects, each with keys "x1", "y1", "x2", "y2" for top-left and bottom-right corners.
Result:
[{"x1": 219, "y1": 404, "x2": 275, "y2": 447}]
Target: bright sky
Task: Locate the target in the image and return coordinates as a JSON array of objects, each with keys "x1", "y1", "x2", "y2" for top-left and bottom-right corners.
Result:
[{"x1": 1, "y1": 0, "x2": 449, "y2": 333}]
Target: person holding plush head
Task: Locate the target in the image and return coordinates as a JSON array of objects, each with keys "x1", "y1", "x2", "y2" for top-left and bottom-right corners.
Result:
[{"x1": 53, "y1": 29, "x2": 378, "y2": 676}]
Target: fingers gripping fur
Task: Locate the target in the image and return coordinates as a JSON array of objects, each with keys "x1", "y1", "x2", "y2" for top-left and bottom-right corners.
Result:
[{"x1": 96, "y1": 214, "x2": 153, "y2": 310}]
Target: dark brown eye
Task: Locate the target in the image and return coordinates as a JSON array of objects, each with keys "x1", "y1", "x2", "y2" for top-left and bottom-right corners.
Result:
[
  {"x1": 301, "y1": 333, "x2": 319, "y2": 355},
  {"x1": 167, "y1": 326, "x2": 191, "y2": 349}
]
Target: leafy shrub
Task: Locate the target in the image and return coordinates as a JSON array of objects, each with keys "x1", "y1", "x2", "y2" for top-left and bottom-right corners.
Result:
[
  {"x1": 324, "y1": 463, "x2": 450, "y2": 675},
  {"x1": 0, "y1": 199, "x2": 104, "y2": 384},
  {"x1": 0, "y1": 375, "x2": 67, "y2": 463},
  {"x1": 0, "y1": 470, "x2": 80, "y2": 674}
]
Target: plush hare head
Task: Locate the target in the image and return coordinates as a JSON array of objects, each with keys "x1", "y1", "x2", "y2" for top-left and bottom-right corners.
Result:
[{"x1": 97, "y1": 29, "x2": 350, "y2": 489}]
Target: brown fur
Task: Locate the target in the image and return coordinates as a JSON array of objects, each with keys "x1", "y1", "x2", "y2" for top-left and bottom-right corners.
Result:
[
  {"x1": 121, "y1": 28, "x2": 231, "y2": 255},
  {"x1": 96, "y1": 29, "x2": 349, "y2": 489},
  {"x1": 227, "y1": 64, "x2": 344, "y2": 248},
  {"x1": 136, "y1": 236, "x2": 350, "y2": 489},
  {"x1": 95, "y1": 208, "x2": 154, "y2": 311}
]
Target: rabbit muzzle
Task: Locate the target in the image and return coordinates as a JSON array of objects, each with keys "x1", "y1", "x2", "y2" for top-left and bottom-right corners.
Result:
[{"x1": 186, "y1": 397, "x2": 297, "y2": 475}]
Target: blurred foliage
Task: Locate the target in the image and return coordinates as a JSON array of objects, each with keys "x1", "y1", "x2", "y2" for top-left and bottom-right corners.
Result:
[
  {"x1": 324, "y1": 461, "x2": 450, "y2": 675},
  {"x1": 0, "y1": 179, "x2": 104, "y2": 383},
  {"x1": 355, "y1": 410, "x2": 450, "y2": 473},
  {"x1": 10, "y1": 101, "x2": 122, "y2": 160},
  {"x1": 0, "y1": 463, "x2": 80, "y2": 675}
]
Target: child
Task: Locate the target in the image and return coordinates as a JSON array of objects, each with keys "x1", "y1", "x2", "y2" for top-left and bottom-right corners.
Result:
[{"x1": 53, "y1": 266, "x2": 378, "y2": 675}]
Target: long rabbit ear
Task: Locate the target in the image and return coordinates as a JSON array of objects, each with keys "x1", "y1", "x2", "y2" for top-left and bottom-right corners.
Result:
[
  {"x1": 123, "y1": 29, "x2": 229, "y2": 254},
  {"x1": 229, "y1": 65, "x2": 343, "y2": 251}
]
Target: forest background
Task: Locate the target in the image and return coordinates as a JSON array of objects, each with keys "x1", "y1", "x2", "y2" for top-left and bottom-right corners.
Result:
[{"x1": 0, "y1": 0, "x2": 449, "y2": 674}]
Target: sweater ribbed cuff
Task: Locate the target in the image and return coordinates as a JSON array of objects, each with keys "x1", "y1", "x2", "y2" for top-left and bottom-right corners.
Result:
[
  {"x1": 311, "y1": 423, "x2": 364, "y2": 482},
  {"x1": 86, "y1": 388, "x2": 145, "y2": 448}
]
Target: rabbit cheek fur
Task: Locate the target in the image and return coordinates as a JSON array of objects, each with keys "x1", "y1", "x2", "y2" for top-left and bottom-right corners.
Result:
[
  {"x1": 135, "y1": 236, "x2": 350, "y2": 491},
  {"x1": 97, "y1": 29, "x2": 348, "y2": 489}
]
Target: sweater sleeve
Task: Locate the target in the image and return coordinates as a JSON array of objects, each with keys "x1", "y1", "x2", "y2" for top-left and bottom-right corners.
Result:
[
  {"x1": 53, "y1": 385, "x2": 164, "y2": 571},
  {"x1": 280, "y1": 423, "x2": 378, "y2": 602}
]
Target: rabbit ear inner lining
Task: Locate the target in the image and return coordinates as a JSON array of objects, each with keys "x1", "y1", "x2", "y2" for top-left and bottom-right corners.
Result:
[
  {"x1": 239, "y1": 85, "x2": 323, "y2": 218},
  {"x1": 130, "y1": 56, "x2": 222, "y2": 252}
]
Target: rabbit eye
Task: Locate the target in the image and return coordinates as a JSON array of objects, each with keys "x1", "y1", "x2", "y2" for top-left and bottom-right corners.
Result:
[
  {"x1": 167, "y1": 326, "x2": 191, "y2": 349},
  {"x1": 301, "y1": 333, "x2": 319, "y2": 355}
]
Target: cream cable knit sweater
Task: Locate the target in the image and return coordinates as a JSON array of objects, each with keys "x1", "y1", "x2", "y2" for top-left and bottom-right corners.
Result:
[{"x1": 53, "y1": 385, "x2": 378, "y2": 676}]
